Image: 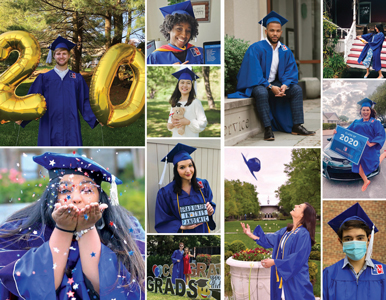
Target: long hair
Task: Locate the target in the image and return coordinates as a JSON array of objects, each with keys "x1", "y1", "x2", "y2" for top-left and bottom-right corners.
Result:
[
  {"x1": 360, "y1": 106, "x2": 377, "y2": 119},
  {"x1": 375, "y1": 24, "x2": 385, "y2": 36},
  {"x1": 287, "y1": 202, "x2": 316, "y2": 246},
  {"x1": 172, "y1": 159, "x2": 200, "y2": 195},
  {"x1": 160, "y1": 13, "x2": 199, "y2": 42},
  {"x1": 0, "y1": 177, "x2": 145, "y2": 289},
  {"x1": 169, "y1": 81, "x2": 196, "y2": 107}
]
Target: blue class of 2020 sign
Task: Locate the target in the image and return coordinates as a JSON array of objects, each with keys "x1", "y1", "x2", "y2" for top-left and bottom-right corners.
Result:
[{"x1": 330, "y1": 125, "x2": 369, "y2": 165}]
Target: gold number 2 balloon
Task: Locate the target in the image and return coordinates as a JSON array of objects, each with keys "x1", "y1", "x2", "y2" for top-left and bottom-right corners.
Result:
[
  {"x1": 90, "y1": 44, "x2": 145, "y2": 127},
  {"x1": 0, "y1": 31, "x2": 46, "y2": 123}
]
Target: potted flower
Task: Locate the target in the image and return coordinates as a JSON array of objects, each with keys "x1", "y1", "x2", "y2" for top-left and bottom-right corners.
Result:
[{"x1": 226, "y1": 247, "x2": 272, "y2": 300}]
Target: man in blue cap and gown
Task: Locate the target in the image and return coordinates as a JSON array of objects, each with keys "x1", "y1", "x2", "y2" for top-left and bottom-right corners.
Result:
[
  {"x1": 17, "y1": 36, "x2": 99, "y2": 146},
  {"x1": 323, "y1": 203, "x2": 386, "y2": 300},
  {"x1": 228, "y1": 11, "x2": 315, "y2": 141}
]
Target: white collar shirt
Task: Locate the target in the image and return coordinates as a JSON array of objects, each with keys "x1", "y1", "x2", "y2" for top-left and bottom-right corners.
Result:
[
  {"x1": 265, "y1": 38, "x2": 281, "y2": 83},
  {"x1": 54, "y1": 67, "x2": 69, "y2": 81}
]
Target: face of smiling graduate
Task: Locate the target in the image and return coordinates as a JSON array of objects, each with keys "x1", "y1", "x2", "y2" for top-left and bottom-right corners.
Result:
[
  {"x1": 53, "y1": 48, "x2": 70, "y2": 68},
  {"x1": 290, "y1": 203, "x2": 306, "y2": 219},
  {"x1": 57, "y1": 174, "x2": 99, "y2": 209},
  {"x1": 179, "y1": 79, "x2": 192, "y2": 96},
  {"x1": 361, "y1": 106, "x2": 371, "y2": 121},
  {"x1": 176, "y1": 159, "x2": 195, "y2": 182},
  {"x1": 265, "y1": 22, "x2": 283, "y2": 45},
  {"x1": 169, "y1": 22, "x2": 192, "y2": 48}
]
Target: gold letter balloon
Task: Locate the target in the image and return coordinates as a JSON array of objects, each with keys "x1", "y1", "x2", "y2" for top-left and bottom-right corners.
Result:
[
  {"x1": 90, "y1": 44, "x2": 145, "y2": 127},
  {"x1": 0, "y1": 31, "x2": 46, "y2": 123}
]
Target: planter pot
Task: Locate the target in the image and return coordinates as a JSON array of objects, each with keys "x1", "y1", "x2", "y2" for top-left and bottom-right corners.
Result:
[{"x1": 226, "y1": 257, "x2": 271, "y2": 300}]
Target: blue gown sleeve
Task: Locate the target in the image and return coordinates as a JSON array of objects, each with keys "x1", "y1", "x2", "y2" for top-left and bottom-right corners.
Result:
[
  {"x1": 20, "y1": 74, "x2": 45, "y2": 128},
  {"x1": 370, "y1": 120, "x2": 386, "y2": 150},
  {"x1": 171, "y1": 250, "x2": 180, "y2": 264},
  {"x1": 253, "y1": 226, "x2": 286, "y2": 249},
  {"x1": 202, "y1": 179, "x2": 216, "y2": 230},
  {"x1": 361, "y1": 33, "x2": 373, "y2": 42},
  {"x1": 274, "y1": 229, "x2": 311, "y2": 281},
  {"x1": 77, "y1": 76, "x2": 98, "y2": 129},
  {"x1": 147, "y1": 53, "x2": 156, "y2": 64},
  {"x1": 154, "y1": 186, "x2": 181, "y2": 233},
  {"x1": 281, "y1": 50, "x2": 299, "y2": 87},
  {"x1": 368, "y1": 33, "x2": 384, "y2": 49},
  {"x1": 322, "y1": 267, "x2": 330, "y2": 300}
]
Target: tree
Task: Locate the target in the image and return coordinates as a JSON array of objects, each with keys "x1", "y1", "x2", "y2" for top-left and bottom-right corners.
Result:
[
  {"x1": 339, "y1": 115, "x2": 348, "y2": 122},
  {"x1": 224, "y1": 180, "x2": 259, "y2": 219},
  {"x1": 369, "y1": 81, "x2": 386, "y2": 117},
  {"x1": 275, "y1": 149, "x2": 321, "y2": 215},
  {"x1": 202, "y1": 66, "x2": 215, "y2": 109}
]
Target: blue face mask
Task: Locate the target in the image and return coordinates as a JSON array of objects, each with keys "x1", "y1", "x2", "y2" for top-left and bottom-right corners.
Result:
[{"x1": 343, "y1": 241, "x2": 367, "y2": 261}]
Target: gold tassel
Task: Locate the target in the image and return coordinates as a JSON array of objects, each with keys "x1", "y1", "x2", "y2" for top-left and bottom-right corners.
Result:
[
  {"x1": 276, "y1": 268, "x2": 279, "y2": 282},
  {"x1": 279, "y1": 277, "x2": 283, "y2": 289}
]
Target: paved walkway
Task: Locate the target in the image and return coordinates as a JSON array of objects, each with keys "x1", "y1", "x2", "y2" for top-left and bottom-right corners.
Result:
[{"x1": 235, "y1": 99, "x2": 321, "y2": 147}]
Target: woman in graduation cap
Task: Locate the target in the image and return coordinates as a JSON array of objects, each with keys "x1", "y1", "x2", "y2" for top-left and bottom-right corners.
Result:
[
  {"x1": 147, "y1": 1, "x2": 204, "y2": 64},
  {"x1": 17, "y1": 36, "x2": 99, "y2": 146},
  {"x1": 155, "y1": 143, "x2": 216, "y2": 233},
  {"x1": 323, "y1": 203, "x2": 386, "y2": 300},
  {"x1": 241, "y1": 202, "x2": 317, "y2": 300},
  {"x1": 0, "y1": 152, "x2": 145, "y2": 299},
  {"x1": 334, "y1": 98, "x2": 386, "y2": 191},
  {"x1": 167, "y1": 68, "x2": 207, "y2": 137},
  {"x1": 357, "y1": 24, "x2": 385, "y2": 79}
]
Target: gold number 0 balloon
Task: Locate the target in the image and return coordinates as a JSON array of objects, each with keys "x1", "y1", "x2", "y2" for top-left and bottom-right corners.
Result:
[
  {"x1": 90, "y1": 44, "x2": 145, "y2": 127},
  {"x1": 0, "y1": 31, "x2": 46, "y2": 123}
]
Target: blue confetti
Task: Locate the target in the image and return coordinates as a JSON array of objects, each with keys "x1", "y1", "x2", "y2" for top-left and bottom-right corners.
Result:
[
  {"x1": 129, "y1": 250, "x2": 134, "y2": 256},
  {"x1": 91, "y1": 252, "x2": 96, "y2": 257},
  {"x1": 84, "y1": 214, "x2": 89, "y2": 220}
]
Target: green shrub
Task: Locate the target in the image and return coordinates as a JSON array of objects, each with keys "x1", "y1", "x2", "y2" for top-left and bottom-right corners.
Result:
[
  {"x1": 225, "y1": 264, "x2": 232, "y2": 296},
  {"x1": 323, "y1": 123, "x2": 337, "y2": 130},
  {"x1": 323, "y1": 67, "x2": 334, "y2": 78},
  {"x1": 224, "y1": 242, "x2": 229, "y2": 252},
  {"x1": 211, "y1": 255, "x2": 221, "y2": 264},
  {"x1": 224, "y1": 35, "x2": 250, "y2": 95},
  {"x1": 228, "y1": 240, "x2": 247, "y2": 253},
  {"x1": 311, "y1": 243, "x2": 321, "y2": 252},
  {"x1": 224, "y1": 251, "x2": 233, "y2": 261},
  {"x1": 147, "y1": 254, "x2": 172, "y2": 277},
  {"x1": 196, "y1": 254, "x2": 211, "y2": 265},
  {"x1": 278, "y1": 213, "x2": 287, "y2": 220},
  {"x1": 308, "y1": 260, "x2": 318, "y2": 284},
  {"x1": 309, "y1": 251, "x2": 321, "y2": 261}
]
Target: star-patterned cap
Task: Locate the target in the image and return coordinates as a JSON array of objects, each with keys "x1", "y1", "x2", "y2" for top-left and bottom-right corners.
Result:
[
  {"x1": 33, "y1": 152, "x2": 122, "y2": 185},
  {"x1": 160, "y1": 1, "x2": 195, "y2": 18}
]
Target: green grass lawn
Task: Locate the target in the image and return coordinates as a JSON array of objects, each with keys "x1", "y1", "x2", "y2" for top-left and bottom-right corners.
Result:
[
  {"x1": 1, "y1": 78, "x2": 145, "y2": 146},
  {"x1": 146, "y1": 100, "x2": 221, "y2": 137}
]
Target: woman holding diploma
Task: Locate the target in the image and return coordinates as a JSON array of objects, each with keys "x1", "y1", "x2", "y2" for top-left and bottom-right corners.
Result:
[{"x1": 335, "y1": 98, "x2": 386, "y2": 191}]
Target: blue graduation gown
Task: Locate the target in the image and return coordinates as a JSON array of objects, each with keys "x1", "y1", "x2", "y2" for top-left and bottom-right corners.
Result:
[
  {"x1": 155, "y1": 178, "x2": 216, "y2": 233},
  {"x1": 147, "y1": 44, "x2": 204, "y2": 64},
  {"x1": 358, "y1": 33, "x2": 385, "y2": 72},
  {"x1": 228, "y1": 40, "x2": 299, "y2": 133},
  {"x1": 323, "y1": 259, "x2": 386, "y2": 300},
  {"x1": 347, "y1": 117, "x2": 385, "y2": 175},
  {"x1": 253, "y1": 225, "x2": 314, "y2": 300},
  {"x1": 21, "y1": 69, "x2": 98, "y2": 146},
  {"x1": 0, "y1": 219, "x2": 145, "y2": 299},
  {"x1": 171, "y1": 250, "x2": 185, "y2": 284}
]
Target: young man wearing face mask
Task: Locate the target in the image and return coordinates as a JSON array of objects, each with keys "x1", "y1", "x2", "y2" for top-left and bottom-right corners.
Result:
[{"x1": 323, "y1": 203, "x2": 386, "y2": 300}]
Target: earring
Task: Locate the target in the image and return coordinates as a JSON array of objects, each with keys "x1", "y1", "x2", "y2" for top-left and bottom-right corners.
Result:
[{"x1": 96, "y1": 217, "x2": 105, "y2": 230}]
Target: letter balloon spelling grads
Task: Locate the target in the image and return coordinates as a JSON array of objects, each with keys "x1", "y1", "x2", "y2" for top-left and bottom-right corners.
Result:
[
  {"x1": 155, "y1": 143, "x2": 216, "y2": 233},
  {"x1": 0, "y1": 152, "x2": 145, "y2": 300},
  {"x1": 147, "y1": 1, "x2": 204, "y2": 64},
  {"x1": 323, "y1": 203, "x2": 386, "y2": 300},
  {"x1": 19, "y1": 36, "x2": 99, "y2": 146}
]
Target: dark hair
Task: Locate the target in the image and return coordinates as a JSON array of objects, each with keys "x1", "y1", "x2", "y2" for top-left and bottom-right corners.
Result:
[
  {"x1": 266, "y1": 21, "x2": 282, "y2": 29},
  {"x1": 0, "y1": 176, "x2": 145, "y2": 290},
  {"x1": 360, "y1": 106, "x2": 377, "y2": 119},
  {"x1": 169, "y1": 81, "x2": 196, "y2": 107},
  {"x1": 337, "y1": 220, "x2": 371, "y2": 241},
  {"x1": 160, "y1": 13, "x2": 199, "y2": 42},
  {"x1": 286, "y1": 202, "x2": 316, "y2": 246},
  {"x1": 375, "y1": 24, "x2": 385, "y2": 36},
  {"x1": 173, "y1": 159, "x2": 200, "y2": 195}
]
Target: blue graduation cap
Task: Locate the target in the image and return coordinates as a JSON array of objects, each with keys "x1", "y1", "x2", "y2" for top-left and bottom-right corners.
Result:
[
  {"x1": 159, "y1": 143, "x2": 196, "y2": 184},
  {"x1": 33, "y1": 152, "x2": 122, "y2": 205},
  {"x1": 160, "y1": 1, "x2": 195, "y2": 18},
  {"x1": 46, "y1": 36, "x2": 76, "y2": 64},
  {"x1": 258, "y1": 11, "x2": 288, "y2": 28},
  {"x1": 328, "y1": 202, "x2": 377, "y2": 260},
  {"x1": 241, "y1": 153, "x2": 260, "y2": 180},
  {"x1": 357, "y1": 98, "x2": 376, "y2": 108},
  {"x1": 172, "y1": 68, "x2": 199, "y2": 81}
]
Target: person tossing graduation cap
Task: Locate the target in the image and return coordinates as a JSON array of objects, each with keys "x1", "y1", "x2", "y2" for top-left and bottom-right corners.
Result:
[
  {"x1": 147, "y1": 1, "x2": 204, "y2": 64},
  {"x1": 18, "y1": 36, "x2": 99, "y2": 146},
  {"x1": 228, "y1": 10, "x2": 315, "y2": 141},
  {"x1": 323, "y1": 203, "x2": 386, "y2": 300},
  {"x1": 155, "y1": 143, "x2": 216, "y2": 233},
  {"x1": 167, "y1": 67, "x2": 207, "y2": 137}
]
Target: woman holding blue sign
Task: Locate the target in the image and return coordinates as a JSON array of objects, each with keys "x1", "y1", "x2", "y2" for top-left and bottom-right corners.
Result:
[
  {"x1": 241, "y1": 202, "x2": 317, "y2": 300},
  {"x1": 337, "y1": 98, "x2": 386, "y2": 191},
  {"x1": 155, "y1": 143, "x2": 216, "y2": 233}
]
